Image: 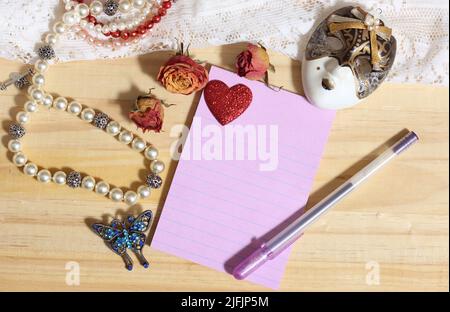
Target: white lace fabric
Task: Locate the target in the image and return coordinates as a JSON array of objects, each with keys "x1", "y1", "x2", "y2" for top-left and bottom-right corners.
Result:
[{"x1": 0, "y1": 0, "x2": 448, "y2": 86}]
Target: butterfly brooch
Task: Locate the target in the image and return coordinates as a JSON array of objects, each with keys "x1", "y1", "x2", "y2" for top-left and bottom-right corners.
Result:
[{"x1": 92, "y1": 210, "x2": 153, "y2": 271}]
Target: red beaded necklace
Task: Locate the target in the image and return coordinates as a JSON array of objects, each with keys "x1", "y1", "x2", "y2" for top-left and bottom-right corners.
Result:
[{"x1": 73, "y1": 0, "x2": 174, "y2": 48}]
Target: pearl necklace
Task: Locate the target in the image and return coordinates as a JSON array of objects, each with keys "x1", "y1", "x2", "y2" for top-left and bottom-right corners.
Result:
[
  {"x1": 7, "y1": 1, "x2": 167, "y2": 206},
  {"x1": 63, "y1": 0, "x2": 173, "y2": 48},
  {"x1": 83, "y1": 1, "x2": 155, "y2": 32}
]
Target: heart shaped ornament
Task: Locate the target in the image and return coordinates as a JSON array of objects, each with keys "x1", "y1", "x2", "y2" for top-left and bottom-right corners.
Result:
[{"x1": 204, "y1": 80, "x2": 253, "y2": 125}]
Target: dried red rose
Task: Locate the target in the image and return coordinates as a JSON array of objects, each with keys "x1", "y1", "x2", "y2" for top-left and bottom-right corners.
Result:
[
  {"x1": 129, "y1": 92, "x2": 165, "y2": 133},
  {"x1": 157, "y1": 54, "x2": 209, "y2": 95}
]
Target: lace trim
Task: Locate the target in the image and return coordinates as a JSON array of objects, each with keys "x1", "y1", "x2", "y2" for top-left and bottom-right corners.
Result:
[{"x1": 0, "y1": 0, "x2": 448, "y2": 85}]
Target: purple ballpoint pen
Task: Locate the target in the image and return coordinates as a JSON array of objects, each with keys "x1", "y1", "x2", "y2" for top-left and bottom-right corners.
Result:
[{"x1": 233, "y1": 131, "x2": 419, "y2": 280}]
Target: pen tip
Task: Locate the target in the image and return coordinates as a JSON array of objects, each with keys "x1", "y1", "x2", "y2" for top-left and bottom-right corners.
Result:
[
  {"x1": 232, "y1": 270, "x2": 246, "y2": 280},
  {"x1": 411, "y1": 131, "x2": 419, "y2": 141}
]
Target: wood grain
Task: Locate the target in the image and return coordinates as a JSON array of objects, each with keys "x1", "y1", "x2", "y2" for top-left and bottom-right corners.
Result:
[{"x1": 0, "y1": 44, "x2": 448, "y2": 291}]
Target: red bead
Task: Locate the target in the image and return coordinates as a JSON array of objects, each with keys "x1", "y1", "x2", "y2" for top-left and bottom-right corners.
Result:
[
  {"x1": 152, "y1": 15, "x2": 161, "y2": 23},
  {"x1": 130, "y1": 31, "x2": 138, "y2": 38},
  {"x1": 145, "y1": 21, "x2": 154, "y2": 30},
  {"x1": 158, "y1": 8, "x2": 167, "y2": 16},
  {"x1": 104, "y1": 32, "x2": 111, "y2": 37},
  {"x1": 137, "y1": 25, "x2": 147, "y2": 35},
  {"x1": 162, "y1": 1, "x2": 172, "y2": 9},
  {"x1": 121, "y1": 32, "x2": 130, "y2": 40},
  {"x1": 87, "y1": 15, "x2": 97, "y2": 24},
  {"x1": 111, "y1": 31, "x2": 121, "y2": 38}
]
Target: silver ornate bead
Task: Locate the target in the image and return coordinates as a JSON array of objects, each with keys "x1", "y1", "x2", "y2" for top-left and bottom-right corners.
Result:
[
  {"x1": 9, "y1": 123, "x2": 26, "y2": 139},
  {"x1": 37, "y1": 45, "x2": 56, "y2": 60},
  {"x1": 146, "y1": 173, "x2": 163, "y2": 189},
  {"x1": 67, "y1": 171, "x2": 82, "y2": 188},
  {"x1": 14, "y1": 76, "x2": 31, "y2": 89},
  {"x1": 104, "y1": 0, "x2": 119, "y2": 16},
  {"x1": 93, "y1": 112, "x2": 110, "y2": 129}
]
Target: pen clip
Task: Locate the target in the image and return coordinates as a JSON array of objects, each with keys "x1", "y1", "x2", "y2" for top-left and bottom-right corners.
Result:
[{"x1": 1, "y1": 68, "x2": 35, "y2": 92}]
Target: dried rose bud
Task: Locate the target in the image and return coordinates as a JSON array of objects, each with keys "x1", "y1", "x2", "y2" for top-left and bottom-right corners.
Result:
[
  {"x1": 236, "y1": 43, "x2": 270, "y2": 81},
  {"x1": 129, "y1": 92, "x2": 165, "y2": 133}
]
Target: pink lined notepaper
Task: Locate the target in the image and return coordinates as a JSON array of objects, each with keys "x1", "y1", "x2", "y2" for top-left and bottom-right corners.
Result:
[{"x1": 152, "y1": 66, "x2": 335, "y2": 289}]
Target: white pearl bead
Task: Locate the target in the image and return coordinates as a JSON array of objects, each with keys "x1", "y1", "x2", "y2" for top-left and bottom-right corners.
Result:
[
  {"x1": 74, "y1": 14, "x2": 82, "y2": 25},
  {"x1": 65, "y1": 2, "x2": 74, "y2": 11},
  {"x1": 45, "y1": 33, "x2": 59, "y2": 46},
  {"x1": 32, "y1": 74, "x2": 45, "y2": 87},
  {"x1": 137, "y1": 185, "x2": 151, "y2": 199},
  {"x1": 8, "y1": 140, "x2": 22, "y2": 153},
  {"x1": 35, "y1": 60, "x2": 48, "y2": 73},
  {"x1": 42, "y1": 94, "x2": 54, "y2": 108},
  {"x1": 119, "y1": 0, "x2": 132, "y2": 13},
  {"x1": 106, "y1": 121, "x2": 121, "y2": 136},
  {"x1": 53, "y1": 171, "x2": 67, "y2": 185},
  {"x1": 24, "y1": 101, "x2": 38, "y2": 113},
  {"x1": 76, "y1": 3, "x2": 90, "y2": 18},
  {"x1": 131, "y1": 138, "x2": 146, "y2": 152},
  {"x1": 151, "y1": 160, "x2": 165, "y2": 174},
  {"x1": 67, "y1": 101, "x2": 82, "y2": 115},
  {"x1": 16, "y1": 111, "x2": 29, "y2": 125},
  {"x1": 31, "y1": 89, "x2": 44, "y2": 102},
  {"x1": 95, "y1": 181, "x2": 110, "y2": 195},
  {"x1": 53, "y1": 22, "x2": 67, "y2": 34},
  {"x1": 118, "y1": 130, "x2": 133, "y2": 144},
  {"x1": 124, "y1": 191, "x2": 139, "y2": 206},
  {"x1": 109, "y1": 23, "x2": 118, "y2": 32},
  {"x1": 109, "y1": 188, "x2": 124, "y2": 202},
  {"x1": 53, "y1": 97, "x2": 68, "y2": 111},
  {"x1": 90, "y1": 1, "x2": 103, "y2": 15},
  {"x1": 102, "y1": 24, "x2": 111, "y2": 34},
  {"x1": 82, "y1": 176, "x2": 96, "y2": 191},
  {"x1": 132, "y1": 0, "x2": 145, "y2": 9},
  {"x1": 13, "y1": 152, "x2": 27, "y2": 167},
  {"x1": 118, "y1": 22, "x2": 126, "y2": 31},
  {"x1": 126, "y1": 21, "x2": 134, "y2": 30},
  {"x1": 86, "y1": 22, "x2": 95, "y2": 31},
  {"x1": 24, "y1": 163, "x2": 38, "y2": 177},
  {"x1": 95, "y1": 24, "x2": 103, "y2": 33},
  {"x1": 79, "y1": 19, "x2": 88, "y2": 28},
  {"x1": 37, "y1": 169, "x2": 52, "y2": 183},
  {"x1": 81, "y1": 108, "x2": 95, "y2": 122},
  {"x1": 144, "y1": 146, "x2": 159, "y2": 160},
  {"x1": 63, "y1": 11, "x2": 78, "y2": 26},
  {"x1": 28, "y1": 86, "x2": 36, "y2": 96}
]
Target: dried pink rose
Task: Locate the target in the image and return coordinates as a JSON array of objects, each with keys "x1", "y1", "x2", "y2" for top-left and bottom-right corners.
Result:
[{"x1": 236, "y1": 43, "x2": 271, "y2": 80}]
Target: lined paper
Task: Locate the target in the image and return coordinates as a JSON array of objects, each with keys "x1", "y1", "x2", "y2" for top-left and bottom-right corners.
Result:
[{"x1": 152, "y1": 66, "x2": 335, "y2": 289}]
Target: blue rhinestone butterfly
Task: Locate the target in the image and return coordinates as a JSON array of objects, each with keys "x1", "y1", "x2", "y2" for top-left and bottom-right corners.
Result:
[{"x1": 92, "y1": 210, "x2": 152, "y2": 271}]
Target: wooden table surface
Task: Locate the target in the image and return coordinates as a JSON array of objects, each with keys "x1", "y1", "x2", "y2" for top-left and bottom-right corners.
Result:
[{"x1": 0, "y1": 44, "x2": 448, "y2": 292}]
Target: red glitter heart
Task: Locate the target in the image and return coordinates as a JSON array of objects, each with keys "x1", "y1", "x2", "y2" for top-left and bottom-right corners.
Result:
[{"x1": 204, "y1": 80, "x2": 253, "y2": 126}]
